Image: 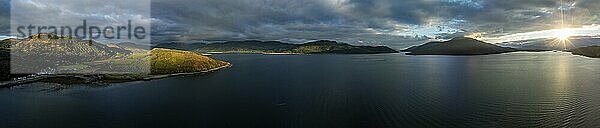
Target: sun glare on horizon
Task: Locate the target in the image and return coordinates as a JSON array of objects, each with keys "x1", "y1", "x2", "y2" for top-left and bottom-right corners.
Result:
[
  {"x1": 551, "y1": 28, "x2": 575, "y2": 50},
  {"x1": 553, "y1": 28, "x2": 573, "y2": 41}
]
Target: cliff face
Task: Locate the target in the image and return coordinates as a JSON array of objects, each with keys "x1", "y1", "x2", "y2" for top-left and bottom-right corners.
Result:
[{"x1": 402, "y1": 37, "x2": 517, "y2": 55}]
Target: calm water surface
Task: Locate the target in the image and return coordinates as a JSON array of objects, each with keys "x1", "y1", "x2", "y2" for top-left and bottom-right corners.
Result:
[{"x1": 1, "y1": 52, "x2": 600, "y2": 128}]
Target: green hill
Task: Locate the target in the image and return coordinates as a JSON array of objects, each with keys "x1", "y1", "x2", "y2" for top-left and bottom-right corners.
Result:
[
  {"x1": 154, "y1": 40, "x2": 398, "y2": 54},
  {"x1": 570, "y1": 46, "x2": 600, "y2": 58},
  {"x1": 92, "y1": 48, "x2": 230, "y2": 83},
  {"x1": 402, "y1": 37, "x2": 517, "y2": 55},
  {"x1": 150, "y1": 48, "x2": 230, "y2": 75}
]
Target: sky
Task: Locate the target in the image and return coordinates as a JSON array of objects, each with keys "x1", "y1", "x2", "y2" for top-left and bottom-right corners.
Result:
[{"x1": 1, "y1": 0, "x2": 599, "y2": 48}]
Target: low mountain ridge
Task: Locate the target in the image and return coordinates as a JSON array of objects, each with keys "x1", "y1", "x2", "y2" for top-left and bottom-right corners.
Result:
[
  {"x1": 402, "y1": 37, "x2": 517, "y2": 55},
  {"x1": 294, "y1": 40, "x2": 397, "y2": 54},
  {"x1": 197, "y1": 40, "x2": 295, "y2": 53},
  {"x1": 154, "y1": 42, "x2": 208, "y2": 51},
  {"x1": 155, "y1": 40, "x2": 398, "y2": 54}
]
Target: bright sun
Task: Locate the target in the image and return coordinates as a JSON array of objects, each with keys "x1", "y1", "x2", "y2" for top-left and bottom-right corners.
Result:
[
  {"x1": 554, "y1": 28, "x2": 573, "y2": 41},
  {"x1": 551, "y1": 28, "x2": 575, "y2": 50}
]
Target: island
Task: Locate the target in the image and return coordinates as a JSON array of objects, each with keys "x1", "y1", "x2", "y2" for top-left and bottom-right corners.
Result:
[
  {"x1": 155, "y1": 40, "x2": 398, "y2": 54},
  {"x1": 402, "y1": 37, "x2": 517, "y2": 55},
  {"x1": 0, "y1": 33, "x2": 231, "y2": 87},
  {"x1": 569, "y1": 46, "x2": 600, "y2": 58}
]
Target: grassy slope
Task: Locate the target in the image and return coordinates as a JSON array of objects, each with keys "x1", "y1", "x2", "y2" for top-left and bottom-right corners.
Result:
[
  {"x1": 98, "y1": 48, "x2": 230, "y2": 75},
  {"x1": 95, "y1": 48, "x2": 230, "y2": 83},
  {"x1": 150, "y1": 48, "x2": 230, "y2": 75}
]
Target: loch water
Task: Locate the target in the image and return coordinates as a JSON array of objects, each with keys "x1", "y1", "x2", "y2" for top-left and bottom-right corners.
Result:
[{"x1": 2, "y1": 52, "x2": 600, "y2": 127}]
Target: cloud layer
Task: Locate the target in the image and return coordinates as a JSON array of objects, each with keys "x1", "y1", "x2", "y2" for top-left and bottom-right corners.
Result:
[{"x1": 1, "y1": 0, "x2": 599, "y2": 48}]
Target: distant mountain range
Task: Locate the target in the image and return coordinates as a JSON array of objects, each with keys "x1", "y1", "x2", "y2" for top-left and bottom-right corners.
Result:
[
  {"x1": 402, "y1": 37, "x2": 517, "y2": 55},
  {"x1": 497, "y1": 36, "x2": 600, "y2": 51},
  {"x1": 154, "y1": 40, "x2": 399, "y2": 54}
]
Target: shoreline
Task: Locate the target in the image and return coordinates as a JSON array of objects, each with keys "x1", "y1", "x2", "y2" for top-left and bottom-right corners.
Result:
[
  {"x1": 0, "y1": 62, "x2": 232, "y2": 88},
  {"x1": 143, "y1": 62, "x2": 231, "y2": 80}
]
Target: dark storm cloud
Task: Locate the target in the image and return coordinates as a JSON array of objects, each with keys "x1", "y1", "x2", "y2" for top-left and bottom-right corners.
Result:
[
  {"x1": 150, "y1": 0, "x2": 351, "y2": 42},
  {"x1": 0, "y1": 0, "x2": 598, "y2": 45},
  {"x1": 148, "y1": 0, "x2": 599, "y2": 43},
  {"x1": 149, "y1": 0, "x2": 490, "y2": 42}
]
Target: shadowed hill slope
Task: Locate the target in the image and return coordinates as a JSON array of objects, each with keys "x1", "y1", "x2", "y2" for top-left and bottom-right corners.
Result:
[
  {"x1": 570, "y1": 46, "x2": 600, "y2": 58},
  {"x1": 402, "y1": 37, "x2": 517, "y2": 55}
]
